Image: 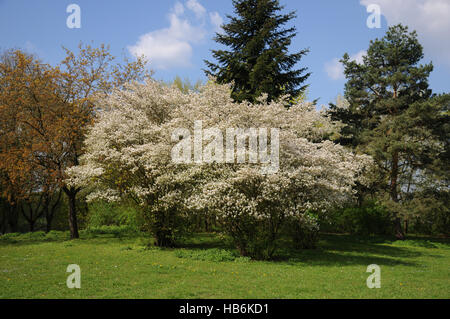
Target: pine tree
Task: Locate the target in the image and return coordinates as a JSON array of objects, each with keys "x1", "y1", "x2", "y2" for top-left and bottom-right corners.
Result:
[
  {"x1": 204, "y1": 0, "x2": 310, "y2": 103},
  {"x1": 328, "y1": 24, "x2": 445, "y2": 239}
]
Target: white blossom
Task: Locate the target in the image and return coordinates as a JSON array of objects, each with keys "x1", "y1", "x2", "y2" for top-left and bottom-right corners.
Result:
[{"x1": 67, "y1": 78, "x2": 373, "y2": 223}]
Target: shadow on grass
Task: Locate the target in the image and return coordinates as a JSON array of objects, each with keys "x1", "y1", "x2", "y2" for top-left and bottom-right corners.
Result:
[
  {"x1": 317, "y1": 234, "x2": 424, "y2": 257},
  {"x1": 179, "y1": 233, "x2": 231, "y2": 250},
  {"x1": 282, "y1": 250, "x2": 418, "y2": 267},
  {"x1": 1, "y1": 231, "x2": 447, "y2": 268},
  {"x1": 0, "y1": 231, "x2": 140, "y2": 247},
  {"x1": 177, "y1": 233, "x2": 433, "y2": 267}
]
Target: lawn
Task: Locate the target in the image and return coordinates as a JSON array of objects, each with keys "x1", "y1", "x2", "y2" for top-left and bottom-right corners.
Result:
[{"x1": 0, "y1": 231, "x2": 449, "y2": 298}]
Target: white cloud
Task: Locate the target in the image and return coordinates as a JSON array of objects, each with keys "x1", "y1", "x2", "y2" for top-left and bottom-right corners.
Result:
[
  {"x1": 128, "y1": 1, "x2": 222, "y2": 70},
  {"x1": 186, "y1": 0, "x2": 206, "y2": 19},
  {"x1": 209, "y1": 11, "x2": 224, "y2": 33},
  {"x1": 174, "y1": 2, "x2": 184, "y2": 16},
  {"x1": 350, "y1": 50, "x2": 366, "y2": 64},
  {"x1": 325, "y1": 50, "x2": 366, "y2": 80},
  {"x1": 325, "y1": 58, "x2": 344, "y2": 81},
  {"x1": 360, "y1": 0, "x2": 450, "y2": 67}
]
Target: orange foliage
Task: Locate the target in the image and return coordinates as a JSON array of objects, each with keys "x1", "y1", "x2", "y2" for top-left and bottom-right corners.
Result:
[{"x1": 0, "y1": 44, "x2": 149, "y2": 235}]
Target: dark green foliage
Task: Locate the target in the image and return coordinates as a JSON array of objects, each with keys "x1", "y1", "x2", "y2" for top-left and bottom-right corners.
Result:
[
  {"x1": 219, "y1": 212, "x2": 321, "y2": 260},
  {"x1": 0, "y1": 193, "x2": 66, "y2": 233},
  {"x1": 322, "y1": 202, "x2": 393, "y2": 236},
  {"x1": 284, "y1": 214, "x2": 320, "y2": 249},
  {"x1": 219, "y1": 212, "x2": 283, "y2": 260},
  {"x1": 0, "y1": 227, "x2": 140, "y2": 244},
  {"x1": 186, "y1": 209, "x2": 219, "y2": 233},
  {"x1": 327, "y1": 24, "x2": 449, "y2": 239},
  {"x1": 205, "y1": 0, "x2": 310, "y2": 103},
  {"x1": 83, "y1": 225, "x2": 139, "y2": 238},
  {"x1": 404, "y1": 189, "x2": 450, "y2": 236},
  {"x1": 329, "y1": 24, "x2": 433, "y2": 145},
  {"x1": 142, "y1": 208, "x2": 189, "y2": 248},
  {"x1": 0, "y1": 232, "x2": 20, "y2": 243}
]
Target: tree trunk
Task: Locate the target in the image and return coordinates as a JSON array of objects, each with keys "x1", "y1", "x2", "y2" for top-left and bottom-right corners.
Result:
[
  {"x1": 0, "y1": 208, "x2": 6, "y2": 235},
  {"x1": 205, "y1": 213, "x2": 209, "y2": 232},
  {"x1": 21, "y1": 200, "x2": 44, "y2": 233},
  {"x1": 236, "y1": 243, "x2": 248, "y2": 257},
  {"x1": 45, "y1": 201, "x2": 52, "y2": 233},
  {"x1": 390, "y1": 151, "x2": 405, "y2": 240},
  {"x1": 44, "y1": 190, "x2": 61, "y2": 233},
  {"x1": 64, "y1": 187, "x2": 79, "y2": 239},
  {"x1": 8, "y1": 204, "x2": 18, "y2": 233},
  {"x1": 68, "y1": 192, "x2": 79, "y2": 239},
  {"x1": 24, "y1": 205, "x2": 34, "y2": 232},
  {"x1": 45, "y1": 214, "x2": 52, "y2": 233}
]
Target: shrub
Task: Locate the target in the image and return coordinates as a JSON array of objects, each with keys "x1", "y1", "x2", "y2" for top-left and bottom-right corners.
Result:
[
  {"x1": 405, "y1": 193, "x2": 449, "y2": 236},
  {"x1": 409, "y1": 212, "x2": 450, "y2": 236},
  {"x1": 0, "y1": 232, "x2": 21, "y2": 238},
  {"x1": 83, "y1": 225, "x2": 139, "y2": 238},
  {"x1": 68, "y1": 80, "x2": 372, "y2": 252},
  {"x1": 0, "y1": 231, "x2": 48, "y2": 243},
  {"x1": 141, "y1": 208, "x2": 188, "y2": 247},
  {"x1": 285, "y1": 213, "x2": 320, "y2": 249},
  {"x1": 322, "y1": 202, "x2": 393, "y2": 235},
  {"x1": 87, "y1": 201, "x2": 142, "y2": 231},
  {"x1": 0, "y1": 232, "x2": 20, "y2": 243},
  {"x1": 192, "y1": 164, "x2": 369, "y2": 260},
  {"x1": 44, "y1": 230, "x2": 70, "y2": 241},
  {"x1": 219, "y1": 212, "x2": 280, "y2": 260},
  {"x1": 21, "y1": 231, "x2": 46, "y2": 240}
]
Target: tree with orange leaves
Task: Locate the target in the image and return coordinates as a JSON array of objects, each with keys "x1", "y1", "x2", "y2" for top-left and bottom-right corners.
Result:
[
  {"x1": 0, "y1": 45, "x2": 149, "y2": 237},
  {"x1": 0, "y1": 49, "x2": 51, "y2": 232}
]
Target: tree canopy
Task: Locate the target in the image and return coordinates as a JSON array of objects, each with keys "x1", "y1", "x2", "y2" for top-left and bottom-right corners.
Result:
[
  {"x1": 204, "y1": 0, "x2": 310, "y2": 103},
  {"x1": 328, "y1": 24, "x2": 448, "y2": 239}
]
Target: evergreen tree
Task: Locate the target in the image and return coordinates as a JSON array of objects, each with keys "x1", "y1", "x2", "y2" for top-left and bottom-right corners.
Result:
[
  {"x1": 328, "y1": 24, "x2": 448, "y2": 239},
  {"x1": 204, "y1": 0, "x2": 310, "y2": 103}
]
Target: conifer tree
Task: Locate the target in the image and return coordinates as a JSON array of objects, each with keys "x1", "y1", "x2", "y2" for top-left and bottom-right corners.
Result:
[
  {"x1": 328, "y1": 24, "x2": 447, "y2": 239},
  {"x1": 205, "y1": 0, "x2": 310, "y2": 103}
]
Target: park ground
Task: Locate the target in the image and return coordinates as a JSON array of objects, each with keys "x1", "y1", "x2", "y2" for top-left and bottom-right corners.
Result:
[{"x1": 0, "y1": 230, "x2": 449, "y2": 298}]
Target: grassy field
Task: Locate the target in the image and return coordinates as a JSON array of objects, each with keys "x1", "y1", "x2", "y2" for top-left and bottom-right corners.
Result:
[{"x1": 0, "y1": 230, "x2": 449, "y2": 298}]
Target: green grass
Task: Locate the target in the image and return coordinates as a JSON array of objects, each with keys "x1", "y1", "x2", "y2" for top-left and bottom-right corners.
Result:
[{"x1": 0, "y1": 231, "x2": 449, "y2": 298}]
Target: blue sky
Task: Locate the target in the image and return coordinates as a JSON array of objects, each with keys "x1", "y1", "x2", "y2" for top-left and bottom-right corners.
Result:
[{"x1": 0, "y1": 0, "x2": 449, "y2": 105}]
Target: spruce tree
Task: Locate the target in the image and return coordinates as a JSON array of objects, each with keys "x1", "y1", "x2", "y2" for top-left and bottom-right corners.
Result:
[
  {"x1": 328, "y1": 24, "x2": 445, "y2": 239},
  {"x1": 204, "y1": 0, "x2": 310, "y2": 103}
]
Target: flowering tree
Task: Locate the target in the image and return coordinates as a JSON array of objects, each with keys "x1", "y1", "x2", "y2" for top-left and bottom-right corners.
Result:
[
  {"x1": 68, "y1": 79, "x2": 372, "y2": 254},
  {"x1": 67, "y1": 79, "x2": 196, "y2": 246}
]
